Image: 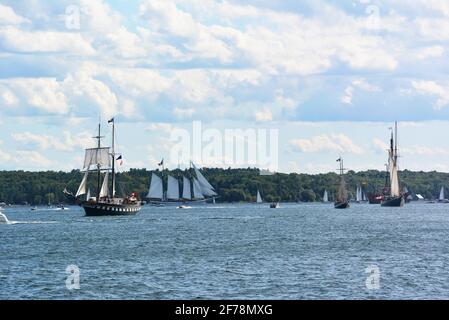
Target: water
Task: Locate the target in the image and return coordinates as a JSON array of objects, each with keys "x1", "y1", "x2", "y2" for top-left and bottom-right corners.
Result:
[{"x1": 1, "y1": 202, "x2": 449, "y2": 300}]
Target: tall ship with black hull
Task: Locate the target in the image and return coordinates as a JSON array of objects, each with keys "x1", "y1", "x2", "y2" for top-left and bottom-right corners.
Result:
[
  {"x1": 334, "y1": 157, "x2": 350, "y2": 209},
  {"x1": 65, "y1": 118, "x2": 141, "y2": 216},
  {"x1": 381, "y1": 122, "x2": 405, "y2": 207}
]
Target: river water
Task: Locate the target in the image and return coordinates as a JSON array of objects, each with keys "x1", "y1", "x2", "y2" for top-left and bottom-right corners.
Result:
[{"x1": 1, "y1": 202, "x2": 449, "y2": 299}]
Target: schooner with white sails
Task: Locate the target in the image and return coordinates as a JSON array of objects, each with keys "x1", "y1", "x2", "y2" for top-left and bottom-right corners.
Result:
[{"x1": 146, "y1": 162, "x2": 217, "y2": 204}]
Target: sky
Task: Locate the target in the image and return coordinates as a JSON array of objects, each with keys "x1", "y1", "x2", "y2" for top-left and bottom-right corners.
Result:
[{"x1": 1, "y1": 0, "x2": 449, "y2": 173}]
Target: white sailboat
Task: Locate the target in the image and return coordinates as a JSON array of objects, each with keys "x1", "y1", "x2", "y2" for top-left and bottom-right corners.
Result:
[
  {"x1": 256, "y1": 190, "x2": 263, "y2": 203},
  {"x1": 438, "y1": 186, "x2": 449, "y2": 203},
  {"x1": 0, "y1": 211, "x2": 9, "y2": 224},
  {"x1": 356, "y1": 186, "x2": 362, "y2": 203},
  {"x1": 323, "y1": 190, "x2": 329, "y2": 203}
]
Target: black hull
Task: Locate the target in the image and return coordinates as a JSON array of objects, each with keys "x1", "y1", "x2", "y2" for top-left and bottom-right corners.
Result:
[
  {"x1": 334, "y1": 201, "x2": 350, "y2": 209},
  {"x1": 381, "y1": 196, "x2": 404, "y2": 207},
  {"x1": 82, "y1": 202, "x2": 141, "y2": 216}
]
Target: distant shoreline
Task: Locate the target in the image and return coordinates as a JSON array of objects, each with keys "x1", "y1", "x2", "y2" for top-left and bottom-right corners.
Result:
[{"x1": 1, "y1": 168, "x2": 448, "y2": 205}]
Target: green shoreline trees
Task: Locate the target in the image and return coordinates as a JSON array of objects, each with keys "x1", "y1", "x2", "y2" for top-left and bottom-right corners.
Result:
[{"x1": 0, "y1": 168, "x2": 448, "y2": 205}]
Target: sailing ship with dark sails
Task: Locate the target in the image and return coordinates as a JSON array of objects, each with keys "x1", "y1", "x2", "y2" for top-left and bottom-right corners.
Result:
[
  {"x1": 381, "y1": 122, "x2": 405, "y2": 207},
  {"x1": 64, "y1": 119, "x2": 141, "y2": 216},
  {"x1": 334, "y1": 157, "x2": 350, "y2": 209}
]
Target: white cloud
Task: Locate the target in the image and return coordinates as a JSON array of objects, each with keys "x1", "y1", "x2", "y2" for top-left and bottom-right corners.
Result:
[
  {"x1": 15, "y1": 150, "x2": 55, "y2": 168},
  {"x1": 0, "y1": 78, "x2": 69, "y2": 114},
  {"x1": 342, "y1": 79, "x2": 381, "y2": 105},
  {"x1": 290, "y1": 134, "x2": 365, "y2": 154},
  {"x1": 11, "y1": 131, "x2": 93, "y2": 152},
  {"x1": 146, "y1": 123, "x2": 174, "y2": 133},
  {"x1": 417, "y1": 46, "x2": 445, "y2": 59},
  {"x1": 0, "y1": 4, "x2": 30, "y2": 25},
  {"x1": 255, "y1": 109, "x2": 273, "y2": 122},
  {"x1": 0, "y1": 26, "x2": 95, "y2": 55},
  {"x1": 411, "y1": 80, "x2": 449, "y2": 109},
  {"x1": 372, "y1": 138, "x2": 448, "y2": 156}
]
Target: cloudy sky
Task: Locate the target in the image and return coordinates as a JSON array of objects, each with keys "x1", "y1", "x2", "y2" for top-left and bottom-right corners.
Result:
[{"x1": 1, "y1": 0, "x2": 449, "y2": 173}]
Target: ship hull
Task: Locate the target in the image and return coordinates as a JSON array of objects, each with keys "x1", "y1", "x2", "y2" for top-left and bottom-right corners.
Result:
[
  {"x1": 381, "y1": 196, "x2": 404, "y2": 207},
  {"x1": 82, "y1": 202, "x2": 141, "y2": 216},
  {"x1": 334, "y1": 201, "x2": 350, "y2": 209},
  {"x1": 368, "y1": 194, "x2": 383, "y2": 204}
]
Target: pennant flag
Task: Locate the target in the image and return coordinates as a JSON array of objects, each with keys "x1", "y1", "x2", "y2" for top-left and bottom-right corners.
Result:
[
  {"x1": 108, "y1": 117, "x2": 114, "y2": 123},
  {"x1": 158, "y1": 158, "x2": 164, "y2": 166},
  {"x1": 116, "y1": 155, "x2": 123, "y2": 166},
  {"x1": 336, "y1": 158, "x2": 341, "y2": 162}
]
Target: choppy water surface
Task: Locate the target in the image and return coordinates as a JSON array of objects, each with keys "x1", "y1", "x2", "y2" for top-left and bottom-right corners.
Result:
[{"x1": 1, "y1": 202, "x2": 449, "y2": 300}]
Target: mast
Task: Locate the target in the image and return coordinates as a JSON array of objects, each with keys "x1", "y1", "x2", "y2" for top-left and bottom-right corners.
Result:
[
  {"x1": 111, "y1": 118, "x2": 116, "y2": 198},
  {"x1": 94, "y1": 122, "x2": 103, "y2": 203},
  {"x1": 395, "y1": 121, "x2": 398, "y2": 161}
]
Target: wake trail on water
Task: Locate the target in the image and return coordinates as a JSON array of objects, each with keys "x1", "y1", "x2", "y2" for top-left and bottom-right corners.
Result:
[{"x1": 2, "y1": 220, "x2": 58, "y2": 225}]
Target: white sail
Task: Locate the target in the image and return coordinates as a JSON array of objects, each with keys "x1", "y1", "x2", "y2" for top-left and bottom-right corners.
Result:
[
  {"x1": 167, "y1": 175, "x2": 180, "y2": 200},
  {"x1": 86, "y1": 188, "x2": 91, "y2": 201},
  {"x1": 356, "y1": 186, "x2": 362, "y2": 202},
  {"x1": 323, "y1": 190, "x2": 328, "y2": 202},
  {"x1": 99, "y1": 172, "x2": 109, "y2": 198},
  {"x1": 147, "y1": 173, "x2": 163, "y2": 199},
  {"x1": 83, "y1": 147, "x2": 110, "y2": 169},
  {"x1": 76, "y1": 170, "x2": 89, "y2": 197},
  {"x1": 257, "y1": 190, "x2": 263, "y2": 203},
  {"x1": 192, "y1": 162, "x2": 217, "y2": 196},
  {"x1": 182, "y1": 176, "x2": 191, "y2": 200},
  {"x1": 439, "y1": 186, "x2": 445, "y2": 201},
  {"x1": 362, "y1": 191, "x2": 367, "y2": 201},
  {"x1": 192, "y1": 178, "x2": 204, "y2": 199}
]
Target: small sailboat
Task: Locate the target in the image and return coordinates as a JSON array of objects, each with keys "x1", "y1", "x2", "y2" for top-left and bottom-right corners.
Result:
[
  {"x1": 381, "y1": 122, "x2": 405, "y2": 207},
  {"x1": 256, "y1": 190, "x2": 263, "y2": 203},
  {"x1": 355, "y1": 186, "x2": 362, "y2": 203},
  {"x1": 438, "y1": 186, "x2": 449, "y2": 203},
  {"x1": 270, "y1": 202, "x2": 280, "y2": 209},
  {"x1": 0, "y1": 211, "x2": 9, "y2": 224},
  {"x1": 334, "y1": 157, "x2": 350, "y2": 209},
  {"x1": 323, "y1": 190, "x2": 329, "y2": 203}
]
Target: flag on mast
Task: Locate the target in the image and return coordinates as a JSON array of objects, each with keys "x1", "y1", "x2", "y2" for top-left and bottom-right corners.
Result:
[{"x1": 116, "y1": 155, "x2": 123, "y2": 166}]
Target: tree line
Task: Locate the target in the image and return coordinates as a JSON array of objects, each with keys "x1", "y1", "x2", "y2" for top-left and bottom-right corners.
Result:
[{"x1": 0, "y1": 168, "x2": 448, "y2": 205}]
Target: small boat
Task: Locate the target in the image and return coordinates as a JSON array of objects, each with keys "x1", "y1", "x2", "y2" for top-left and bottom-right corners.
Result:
[
  {"x1": 334, "y1": 157, "x2": 350, "y2": 209},
  {"x1": 270, "y1": 202, "x2": 280, "y2": 209},
  {"x1": 368, "y1": 193, "x2": 383, "y2": 204},
  {"x1": 256, "y1": 190, "x2": 263, "y2": 204},
  {"x1": 56, "y1": 204, "x2": 69, "y2": 210},
  {"x1": 437, "y1": 187, "x2": 449, "y2": 203},
  {"x1": 323, "y1": 190, "x2": 329, "y2": 203},
  {"x1": 0, "y1": 212, "x2": 9, "y2": 224},
  {"x1": 31, "y1": 206, "x2": 38, "y2": 211},
  {"x1": 177, "y1": 205, "x2": 191, "y2": 209},
  {"x1": 381, "y1": 122, "x2": 405, "y2": 207}
]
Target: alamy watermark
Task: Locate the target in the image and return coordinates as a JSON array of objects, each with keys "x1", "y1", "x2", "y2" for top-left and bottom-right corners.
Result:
[
  {"x1": 65, "y1": 264, "x2": 80, "y2": 290},
  {"x1": 365, "y1": 264, "x2": 380, "y2": 290},
  {"x1": 169, "y1": 121, "x2": 279, "y2": 175},
  {"x1": 362, "y1": 0, "x2": 381, "y2": 30}
]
